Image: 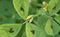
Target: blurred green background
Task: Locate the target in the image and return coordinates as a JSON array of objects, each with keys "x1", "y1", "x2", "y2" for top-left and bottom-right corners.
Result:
[{"x1": 0, "y1": 0, "x2": 24, "y2": 24}]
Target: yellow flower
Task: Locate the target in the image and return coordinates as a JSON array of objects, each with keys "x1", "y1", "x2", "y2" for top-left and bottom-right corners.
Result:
[
  {"x1": 26, "y1": 15, "x2": 33, "y2": 23},
  {"x1": 42, "y1": 1, "x2": 48, "y2": 11}
]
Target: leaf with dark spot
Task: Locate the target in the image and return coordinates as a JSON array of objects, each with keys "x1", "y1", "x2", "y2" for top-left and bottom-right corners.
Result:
[
  {"x1": 51, "y1": 25, "x2": 53, "y2": 29},
  {"x1": 9, "y1": 28, "x2": 14, "y2": 33},
  {"x1": 31, "y1": 30, "x2": 35, "y2": 34},
  {"x1": 20, "y1": 7, "x2": 24, "y2": 12},
  {"x1": 53, "y1": 6, "x2": 56, "y2": 9},
  {"x1": 13, "y1": 0, "x2": 29, "y2": 19},
  {"x1": 0, "y1": 24, "x2": 22, "y2": 37}
]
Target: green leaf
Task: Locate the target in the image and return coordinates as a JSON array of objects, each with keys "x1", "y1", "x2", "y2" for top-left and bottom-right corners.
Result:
[
  {"x1": 45, "y1": 19, "x2": 60, "y2": 36},
  {"x1": 0, "y1": 0, "x2": 17, "y2": 24},
  {"x1": 55, "y1": 35, "x2": 60, "y2": 37},
  {"x1": 16, "y1": 23, "x2": 25, "y2": 37},
  {"x1": 26, "y1": 23, "x2": 35, "y2": 37},
  {"x1": 45, "y1": 19, "x2": 53, "y2": 35},
  {"x1": 0, "y1": 0, "x2": 16, "y2": 16},
  {"x1": 53, "y1": 1, "x2": 60, "y2": 13},
  {"x1": 22, "y1": 32, "x2": 26, "y2": 37},
  {"x1": 36, "y1": 9, "x2": 44, "y2": 16},
  {"x1": 0, "y1": 30, "x2": 9, "y2": 37},
  {"x1": 54, "y1": 15, "x2": 60, "y2": 24},
  {"x1": 35, "y1": 29, "x2": 46, "y2": 37},
  {"x1": 13, "y1": 0, "x2": 29, "y2": 19},
  {"x1": 48, "y1": 0, "x2": 58, "y2": 15},
  {"x1": 0, "y1": 24, "x2": 22, "y2": 37},
  {"x1": 52, "y1": 20, "x2": 60, "y2": 35},
  {"x1": 26, "y1": 23, "x2": 46, "y2": 37},
  {"x1": 34, "y1": 15, "x2": 48, "y2": 28}
]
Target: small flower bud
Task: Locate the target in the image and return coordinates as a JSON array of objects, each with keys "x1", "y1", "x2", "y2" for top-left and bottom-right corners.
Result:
[
  {"x1": 43, "y1": 8, "x2": 47, "y2": 11},
  {"x1": 42, "y1": 1, "x2": 47, "y2": 6},
  {"x1": 29, "y1": 0, "x2": 32, "y2": 3},
  {"x1": 26, "y1": 15, "x2": 33, "y2": 23}
]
